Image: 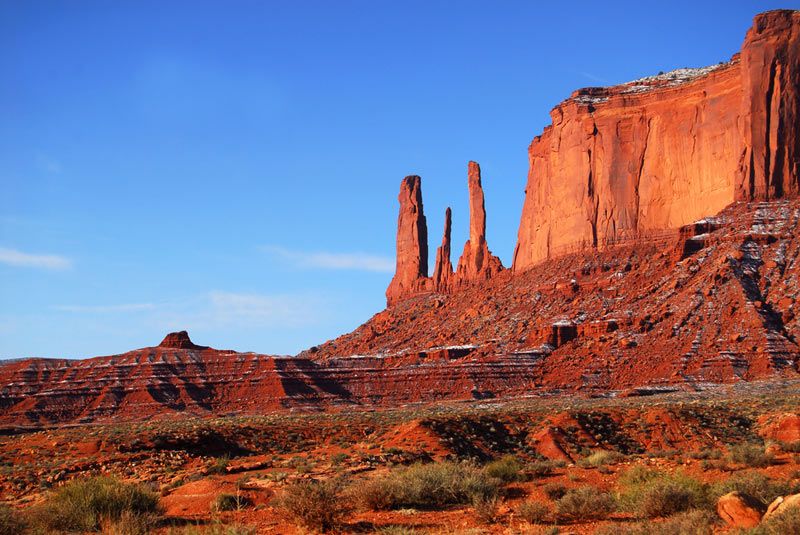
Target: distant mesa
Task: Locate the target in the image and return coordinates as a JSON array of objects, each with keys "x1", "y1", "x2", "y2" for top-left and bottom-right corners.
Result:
[{"x1": 158, "y1": 331, "x2": 207, "y2": 350}]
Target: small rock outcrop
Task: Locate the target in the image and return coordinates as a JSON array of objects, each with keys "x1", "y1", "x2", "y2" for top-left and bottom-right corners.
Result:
[
  {"x1": 386, "y1": 176, "x2": 431, "y2": 305},
  {"x1": 159, "y1": 331, "x2": 206, "y2": 350},
  {"x1": 454, "y1": 162, "x2": 504, "y2": 286},
  {"x1": 717, "y1": 491, "x2": 765, "y2": 528},
  {"x1": 765, "y1": 493, "x2": 800, "y2": 520}
]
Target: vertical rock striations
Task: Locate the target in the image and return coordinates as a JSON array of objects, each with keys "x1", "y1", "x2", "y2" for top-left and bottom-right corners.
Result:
[
  {"x1": 737, "y1": 10, "x2": 800, "y2": 200},
  {"x1": 386, "y1": 176, "x2": 431, "y2": 305},
  {"x1": 386, "y1": 163, "x2": 505, "y2": 305},
  {"x1": 513, "y1": 10, "x2": 800, "y2": 272},
  {"x1": 432, "y1": 207, "x2": 454, "y2": 292},
  {"x1": 455, "y1": 162, "x2": 504, "y2": 285}
]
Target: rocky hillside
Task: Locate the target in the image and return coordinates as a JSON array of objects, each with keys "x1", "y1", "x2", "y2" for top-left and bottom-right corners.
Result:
[{"x1": 2, "y1": 11, "x2": 800, "y2": 427}]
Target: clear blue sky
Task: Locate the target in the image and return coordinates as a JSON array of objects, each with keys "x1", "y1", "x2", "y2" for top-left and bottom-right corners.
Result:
[{"x1": 1, "y1": 1, "x2": 794, "y2": 358}]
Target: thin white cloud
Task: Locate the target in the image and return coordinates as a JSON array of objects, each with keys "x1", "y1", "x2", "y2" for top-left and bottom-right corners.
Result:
[
  {"x1": 263, "y1": 246, "x2": 394, "y2": 273},
  {"x1": 53, "y1": 303, "x2": 155, "y2": 313},
  {"x1": 0, "y1": 247, "x2": 72, "y2": 270},
  {"x1": 54, "y1": 291, "x2": 325, "y2": 330}
]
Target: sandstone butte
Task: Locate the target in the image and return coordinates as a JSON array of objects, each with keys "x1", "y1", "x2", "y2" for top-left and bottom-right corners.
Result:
[{"x1": 3, "y1": 10, "x2": 800, "y2": 426}]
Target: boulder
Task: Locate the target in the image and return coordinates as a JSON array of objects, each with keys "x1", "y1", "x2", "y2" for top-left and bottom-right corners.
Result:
[{"x1": 717, "y1": 491, "x2": 765, "y2": 528}]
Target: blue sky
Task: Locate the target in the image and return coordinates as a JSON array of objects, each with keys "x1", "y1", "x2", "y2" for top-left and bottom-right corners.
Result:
[{"x1": 1, "y1": 1, "x2": 794, "y2": 358}]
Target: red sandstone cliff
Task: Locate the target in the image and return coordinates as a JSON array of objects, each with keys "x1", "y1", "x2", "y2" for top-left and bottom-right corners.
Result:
[{"x1": 513, "y1": 10, "x2": 800, "y2": 271}]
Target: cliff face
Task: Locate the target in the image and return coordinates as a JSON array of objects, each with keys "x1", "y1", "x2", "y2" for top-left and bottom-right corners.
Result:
[{"x1": 513, "y1": 10, "x2": 800, "y2": 271}]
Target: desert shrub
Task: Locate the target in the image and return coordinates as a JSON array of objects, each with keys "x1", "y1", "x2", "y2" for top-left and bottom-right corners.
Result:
[
  {"x1": 484, "y1": 455, "x2": 524, "y2": 482},
  {"x1": 330, "y1": 452, "x2": 348, "y2": 466},
  {"x1": 208, "y1": 456, "x2": 230, "y2": 475},
  {"x1": 29, "y1": 476, "x2": 161, "y2": 532},
  {"x1": 728, "y1": 442, "x2": 774, "y2": 468},
  {"x1": 472, "y1": 495, "x2": 500, "y2": 524},
  {"x1": 543, "y1": 482, "x2": 567, "y2": 500},
  {"x1": 0, "y1": 504, "x2": 25, "y2": 535},
  {"x1": 527, "y1": 460, "x2": 564, "y2": 478},
  {"x1": 555, "y1": 486, "x2": 616, "y2": 521},
  {"x1": 355, "y1": 461, "x2": 499, "y2": 510},
  {"x1": 101, "y1": 510, "x2": 160, "y2": 535},
  {"x1": 213, "y1": 492, "x2": 250, "y2": 512},
  {"x1": 578, "y1": 450, "x2": 625, "y2": 468},
  {"x1": 619, "y1": 468, "x2": 710, "y2": 518},
  {"x1": 756, "y1": 505, "x2": 800, "y2": 534},
  {"x1": 377, "y1": 527, "x2": 417, "y2": 535},
  {"x1": 712, "y1": 471, "x2": 799, "y2": 506},
  {"x1": 167, "y1": 523, "x2": 256, "y2": 535},
  {"x1": 595, "y1": 509, "x2": 716, "y2": 535},
  {"x1": 689, "y1": 449, "x2": 722, "y2": 460},
  {"x1": 275, "y1": 478, "x2": 349, "y2": 533},
  {"x1": 778, "y1": 441, "x2": 800, "y2": 453},
  {"x1": 517, "y1": 500, "x2": 550, "y2": 523}
]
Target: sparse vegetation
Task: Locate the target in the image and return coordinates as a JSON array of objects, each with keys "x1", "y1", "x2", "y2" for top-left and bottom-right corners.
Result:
[
  {"x1": 484, "y1": 454, "x2": 524, "y2": 482},
  {"x1": 728, "y1": 442, "x2": 775, "y2": 468},
  {"x1": 619, "y1": 467, "x2": 710, "y2": 518},
  {"x1": 752, "y1": 506, "x2": 800, "y2": 534},
  {"x1": 28, "y1": 476, "x2": 162, "y2": 533},
  {"x1": 275, "y1": 478, "x2": 350, "y2": 533},
  {"x1": 712, "y1": 471, "x2": 799, "y2": 506},
  {"x1": 578, "y1": 450, "x2": 625, "y2": 468},
  {"x1": 0, "y1": 504, "x2": 25, "y2": 535},
  {"x1": 543, "y1": 482, "x2": 567, "y2": 500},
  {"x1": 356, "y1": 461, "x2": 499, "y2": 511},
  {"x1": 596, "y1": 509, "x2": 716, "y2": 535},
  {"x1": 555, "y1": 486, "x2": 616, "y2": 521},
  {"x1": 472, "y1": 495, "x2": 500, "y2": 524},
  {"x1": 517, "y1": 500, "x2": 550, "y2": 524},
  {"x1": 213, "y1": 492, "x2": 250, "y2": 512}
]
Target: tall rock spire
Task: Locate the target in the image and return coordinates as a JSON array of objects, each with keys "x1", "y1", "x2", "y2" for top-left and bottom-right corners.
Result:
[
  {"x1": 455, "y1": 161, "x2": 504, "y2": 284},
  {"x1": 386, "y1": 175, "x2": 431, "y2": 305},
  {"x1": 432, "y1": 207, "x2": 453, "y2": 291}
]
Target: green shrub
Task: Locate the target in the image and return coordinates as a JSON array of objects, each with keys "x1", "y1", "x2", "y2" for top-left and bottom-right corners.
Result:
[
  {"x1": 543, "y1": 482, "x2": 567, "y2": 500},
  {"x1": 356, "y1": 461, "x2": 499, "y2": 511},
  {"x1": 472, "y1": 495, "x2": 500, "y2": 524},
  {"x1": 555, "y1": 486, "x2": 616, "y2": 521},
  {"x1": 484, "y1": 455, "x2": 524, "y2": 482},
  {"x1": 29, "y1": 476, "x2": 162, "y2": 532},
  {"x1": 213, "y1": 492, "x2": 250, "y2": 512},
  {"x1": 595, "y1": 509, "x2": 716, "y2": 535},
  {"x1": 102, "y1": 510, "x2": 160, "y2": 535},
  {"x1": 167, "y1": 522, "x2": 256, "y2": 535},
  {"x1": 578, "y1": 450, "x2": 625, "y2": 468},
  {"x1": 276, "y1": 478, "x2": 349, "y2": 533},
  {"x1": 527, "y1": 460, "x2": 564, "y2": 478},
  {"x1": 517, "y1": 500, "x2": 550, "y2": 524},
  {"x1": 712, "y1": 471, "x2": 799, "y2": 506},
  {"x1": 208, "y1": 456, "x2": 230, "y2": 474},
  {"x1": 330, "y1": 453, "x2": 349, "y2": 466},
  {"x1": 619, "y1": 468, "x2": 710, "y2": 518},
  {"x1": 0, "y1": 504, "x2": 25, "y2": 535},
  {"x1": 728, "y1": 443, "x2": 774, "y2": 468}
]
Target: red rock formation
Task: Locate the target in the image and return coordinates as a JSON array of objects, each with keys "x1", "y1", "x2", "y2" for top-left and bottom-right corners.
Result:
[
  {"x1": 432, "y1": 207, "x2": 454, "y2": 291},
  {"x1": 514, "y1": 10, "x2": 800, "y2": 271},
  {"x1": 717, "y1": 492, "x2": 766, "y2": 528},
  {"x1": 455, "y1": 161, "x2": 504, "y2": 285},
  {"x1": 159, "y1": 331, "x2": 206, "y2": 350},
  {"x1": 386, "y1": 176, "x2": 431, "y2": 305},
  {"x1": 737, "y1": 10, "x2": 800, "y2": 200}
]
